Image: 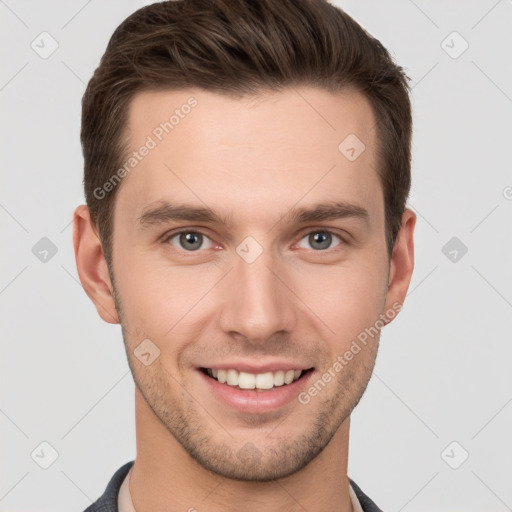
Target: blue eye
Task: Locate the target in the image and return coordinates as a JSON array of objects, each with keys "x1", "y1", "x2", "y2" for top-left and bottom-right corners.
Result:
[{"x1": 297, "y1": 231, "x2": 343, "y2": 251}]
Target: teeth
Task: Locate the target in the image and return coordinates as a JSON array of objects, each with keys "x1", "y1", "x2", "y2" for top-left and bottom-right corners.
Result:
[
  {"x1": 255, "y1": 372, "x2": 273, "y2": 389},
  {"x1": 238, "y1": 371, "x2": 256, "y2": 389},
  {"x1": 274, "y1": 370, "x2": 285, "y2": 386},
  {"x1": 226, "y1": 369, "x2": 238, "y2": 386},
  {"x1": 205, "y1": 367, "x2": 305, "y2": 389}
]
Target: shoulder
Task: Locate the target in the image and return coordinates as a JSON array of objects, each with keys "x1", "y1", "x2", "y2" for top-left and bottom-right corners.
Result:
[
  {"x1": 349, "y1": 478, "x2": 384, "y2": 512},
  {"x1": 82, "y1": 460, "x2": 135, "y2": 512}
]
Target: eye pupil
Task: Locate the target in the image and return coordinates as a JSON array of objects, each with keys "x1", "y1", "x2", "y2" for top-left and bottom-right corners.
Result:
[
  {"x1": 180, "y1": 232, "x2": 202, "y2": 251},
  {"x1": 310, "y1": 231, "x2": 331, "y2": 250}
]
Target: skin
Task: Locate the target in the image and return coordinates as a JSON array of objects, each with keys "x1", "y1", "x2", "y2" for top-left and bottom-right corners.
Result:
[{"x1": 73, "y1": 86, "x2": 416, "y2": 512}]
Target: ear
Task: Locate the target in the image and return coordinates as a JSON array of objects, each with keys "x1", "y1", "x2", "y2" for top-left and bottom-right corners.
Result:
[
  {"x1": 72, "y1": 205, "x2": 120, "y2": 324},
  {"x1": 383, "y1": 208, "x2": 416, "y2": 324}
]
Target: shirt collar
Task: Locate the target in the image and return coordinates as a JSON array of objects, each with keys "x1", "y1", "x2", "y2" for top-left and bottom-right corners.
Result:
[{"x1": 118, "y1": 466, "x2": 364, "y2": 512}]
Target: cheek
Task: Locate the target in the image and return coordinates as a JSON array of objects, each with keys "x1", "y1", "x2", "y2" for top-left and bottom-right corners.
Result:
[
  {"x1": 113, "y1": 256, "x2": 179, "y2": 337},
  {"x1": 298, "y1": 261, "x2": 387, "y2": 338},
  {"x1": 115, "y1": 259, "x2": 211, "y2": 360}
]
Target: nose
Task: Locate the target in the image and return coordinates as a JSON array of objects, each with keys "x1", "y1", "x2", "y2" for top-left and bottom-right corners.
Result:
[{"x1": 217, "y1": 245, "x2": 297, "y2": 344}]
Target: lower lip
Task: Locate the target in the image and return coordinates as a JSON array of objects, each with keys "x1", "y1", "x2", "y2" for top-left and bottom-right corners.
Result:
[{"x1": 199, "y1": 369, "x2": 314, "y2": 414}]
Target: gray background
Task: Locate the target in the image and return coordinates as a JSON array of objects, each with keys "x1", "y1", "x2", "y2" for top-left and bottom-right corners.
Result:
[{"x1": 1, "y1": 1, "x2": 511, "y2": 511}]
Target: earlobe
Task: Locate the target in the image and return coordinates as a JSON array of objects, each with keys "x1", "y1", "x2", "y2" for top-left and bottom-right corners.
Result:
[
  {"x1": 383, "y1": 208, "x2": 416, "y2": 324},
  {"x1": 72, "y1": 205, "x2": 120, "y2": 325}
]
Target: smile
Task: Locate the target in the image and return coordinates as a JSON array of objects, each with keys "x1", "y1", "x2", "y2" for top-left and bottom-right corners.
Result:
[{"x1": 200, "y1": 367, "x2": 313, "y2": 391}]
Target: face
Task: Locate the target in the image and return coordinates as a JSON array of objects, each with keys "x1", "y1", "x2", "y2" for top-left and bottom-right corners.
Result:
[{"x1": 77, "y1": 86, "x2": 415, "y2": 482}]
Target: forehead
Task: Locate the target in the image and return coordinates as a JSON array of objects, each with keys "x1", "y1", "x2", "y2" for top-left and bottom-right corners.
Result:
[{"x1": 115, "y1": 87, "x2": 381, "y2": 230}]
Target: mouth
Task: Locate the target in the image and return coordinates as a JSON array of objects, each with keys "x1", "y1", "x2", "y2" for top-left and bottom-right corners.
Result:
[{"x1": 200, "y1": 367, "x2": 314, "y2": 392}]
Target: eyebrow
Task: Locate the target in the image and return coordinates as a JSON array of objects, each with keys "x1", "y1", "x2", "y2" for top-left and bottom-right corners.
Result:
[{"x1": 136, "y1": 200, "x2": 370, "y2": 231}]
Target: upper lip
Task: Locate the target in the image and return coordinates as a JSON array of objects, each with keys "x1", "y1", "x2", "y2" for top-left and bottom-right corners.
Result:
[{"x1": 200, "y1": 361, "x2": 314, "y2": 373}]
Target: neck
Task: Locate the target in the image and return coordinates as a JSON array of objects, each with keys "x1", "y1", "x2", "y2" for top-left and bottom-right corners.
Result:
[{"x1": 129, "y1": 387, "x2": 354, "y2": 512}]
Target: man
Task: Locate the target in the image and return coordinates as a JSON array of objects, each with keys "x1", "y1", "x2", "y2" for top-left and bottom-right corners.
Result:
[{"x1": 73, "y1": 0, "x2": 416, "y2": 510}]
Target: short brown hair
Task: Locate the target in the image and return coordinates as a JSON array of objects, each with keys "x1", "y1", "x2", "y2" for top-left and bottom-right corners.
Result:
[{"x1": 81, "y1": 0, "x2": 412, "y2": 269}]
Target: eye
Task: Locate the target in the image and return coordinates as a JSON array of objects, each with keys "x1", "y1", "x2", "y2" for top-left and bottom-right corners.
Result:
[
  {"x1": 296, "y1": 230, "x2": 344, "y2": 251},
  {"x1": 164, "y1": 230, "x2": 215, "y2": 251},
  {"x1": 161, "y1": 228, "x2": 345, "y2": 254}
]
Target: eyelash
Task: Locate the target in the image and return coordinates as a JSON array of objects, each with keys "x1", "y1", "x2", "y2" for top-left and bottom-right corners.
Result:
[{"x1": 160, "y1": 228, "x2": 347, "y2": 254}]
